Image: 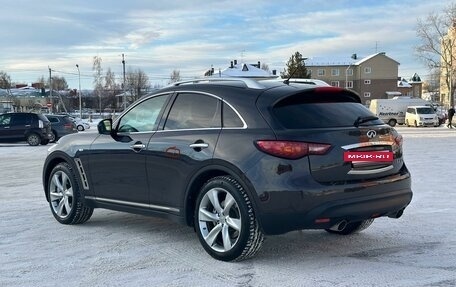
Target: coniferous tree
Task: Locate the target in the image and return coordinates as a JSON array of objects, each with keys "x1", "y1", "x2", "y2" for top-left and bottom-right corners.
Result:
[{"x1": 281, "y1": 51, "x2": 310, "y2": 79}]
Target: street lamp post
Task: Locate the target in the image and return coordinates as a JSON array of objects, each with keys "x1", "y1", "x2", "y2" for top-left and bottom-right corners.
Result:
[{"x1": 76, "y1": 64, "x2": 82, "y2": 119}]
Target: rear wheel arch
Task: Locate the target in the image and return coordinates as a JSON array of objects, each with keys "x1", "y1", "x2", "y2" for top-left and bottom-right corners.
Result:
[{"x1": 183, "y1": 162, "x2": 260, "y2": 229}]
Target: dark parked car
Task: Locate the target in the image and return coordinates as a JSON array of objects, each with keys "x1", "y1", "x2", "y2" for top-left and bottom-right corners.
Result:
[
  {"x1": 0, "y1": 112, "x2": 52, "y2": 146},
  {"x1": 45, "y1": 114, "x2": 77, "y2": 142},
  {"x1": 42, "y1": 78, "x2": 412, "y2": 261}
]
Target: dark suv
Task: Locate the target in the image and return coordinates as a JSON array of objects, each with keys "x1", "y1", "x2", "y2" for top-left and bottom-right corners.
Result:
[
  {"x1": 42, "y1": 78, "x2": 412, "y2": 261},
  {"x1": 45, "y1": 114, "x2": 77, "y2": 142},
  {"x1": 0, "y1": 112, "x2": 52, "y2": 146}
]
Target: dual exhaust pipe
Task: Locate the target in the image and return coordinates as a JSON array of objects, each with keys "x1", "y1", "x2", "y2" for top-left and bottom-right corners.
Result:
[{"x1": 329, "y1": 208, "x2": 405, "y2": 231}]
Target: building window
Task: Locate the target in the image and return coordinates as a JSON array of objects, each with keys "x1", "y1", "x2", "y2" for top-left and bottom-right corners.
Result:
[
  {"x1": 346, "y1": 81, "x2": 353, "y2": 88},
  {"x1": 317, "y1": 69, "x2": 325, "y2": 76},
  {"x1": 364, "y1": 92, "x2": 371, "y2": 98},
  {"x1": 331, "y1": 69, "x2": 339, "y2": 76},
  {"x1": 364, "y1": 67, "x2": 372, "y2": 74},
  {"x1": 346, "y1": 68, "x2": 353, "y2": 76},
  {"x1": 331, "y1": 81, "x2": 340, "y2": 87},
  {"x1": 364, "y1": 79, "x2": 371, "y2": 85}
]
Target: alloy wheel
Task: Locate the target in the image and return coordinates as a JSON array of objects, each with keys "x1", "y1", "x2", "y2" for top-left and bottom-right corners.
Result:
[
  {"x1": 49, "y1": 170, "x2": 74, "y2": 219},
  {"x1": 198, "y1": 187, "x2": 242, "y2": 253}
]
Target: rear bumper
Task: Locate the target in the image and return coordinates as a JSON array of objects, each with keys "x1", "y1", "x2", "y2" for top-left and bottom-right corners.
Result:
[{"x1": 254, "y1": 167, "x2": 412, "y2": 235}]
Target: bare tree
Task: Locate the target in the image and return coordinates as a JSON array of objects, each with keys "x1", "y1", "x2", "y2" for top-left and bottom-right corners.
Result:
[
  {"x1": 104, "y1": 68, "x2": 120, "y2": 111},
  {"x1": 126, "y1": 68, "x2": 150, "y2": 101},
  {"x1": 92, "y1": 56, "x2": 103, "y2": 113},
  {"x1": 50, "y1": 76, "x2": 68, "y2": 91},
  {"x1": 261, "y1": 63, "x2": 270, "y2": 72},
  {"x1": 0, "y1": 71, "x2": 12, "y2": 89},
  {"x1": 416, "y1": 2, "x2": 456, "y2": 107},
  {"x1": 169, "y1": 69, "x2": 181, "y2": 83}
]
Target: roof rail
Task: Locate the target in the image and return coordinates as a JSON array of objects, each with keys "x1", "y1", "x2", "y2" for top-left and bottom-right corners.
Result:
[
  {"x1": 169, "y1": 78, "x2": 266, "y2": 89},
  {"x1": 261, "y1": 78, "x2": 330, "y2": 87}
]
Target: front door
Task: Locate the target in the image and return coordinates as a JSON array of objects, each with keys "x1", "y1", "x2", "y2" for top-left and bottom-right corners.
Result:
[{"x1": 88, "y1": 94, "x2": 171, "y2": 205}]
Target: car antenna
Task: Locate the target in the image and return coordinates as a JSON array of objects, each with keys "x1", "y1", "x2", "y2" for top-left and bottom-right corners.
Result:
[{"x1": 283, "y1": 57, "x2": 308, "y2": 85}]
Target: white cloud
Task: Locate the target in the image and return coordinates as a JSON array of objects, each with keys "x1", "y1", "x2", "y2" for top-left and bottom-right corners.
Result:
[{"x1": 0, "y1": 0, "x2": 450, "y2": 88}]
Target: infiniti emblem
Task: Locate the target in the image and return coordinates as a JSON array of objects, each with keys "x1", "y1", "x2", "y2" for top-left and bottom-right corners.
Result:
[{"x1": 366, "y1": 130, "x2": 377, "y2": 138}]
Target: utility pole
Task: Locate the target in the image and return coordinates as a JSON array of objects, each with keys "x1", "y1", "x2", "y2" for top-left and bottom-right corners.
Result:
[
  {"x1": 49, "y1": 67, "x2": 52, "y2": 113},
  {"x1": 122, "y1": 54, "x2": 126, "y2": 110},
  {"x1": 76, "y1": 64, "x2": 82, "y2": 119}
]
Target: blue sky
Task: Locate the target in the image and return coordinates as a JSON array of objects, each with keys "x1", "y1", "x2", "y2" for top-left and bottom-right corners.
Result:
[{"x1": 0, "y1": 0, "x2": 449, "y2": 89}]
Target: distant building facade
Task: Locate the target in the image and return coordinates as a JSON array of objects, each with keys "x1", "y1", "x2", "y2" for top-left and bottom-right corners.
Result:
[
  {"x1": 439, "y1": 23, "x2": 456, "y2": 107},
  {"x1": 306, "y1": 52, "x2": 400, "y2": 105},
  {"x1": 397, "y1": 73, "x2": 423, "y2": 99}
]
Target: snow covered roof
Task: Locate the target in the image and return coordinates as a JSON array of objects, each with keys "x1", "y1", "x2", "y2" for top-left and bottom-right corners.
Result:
[
  {"x1": 209, "y1": 62, "x2": 275, "y2": 79},
  {"x1": 398, "y1": 79, "x2": 412, "y2": 88},
  {"x1": 306, "y1": 52, "x2": 399, "y2": 67}
]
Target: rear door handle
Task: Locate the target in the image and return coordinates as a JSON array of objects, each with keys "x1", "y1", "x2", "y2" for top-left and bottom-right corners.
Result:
[{"x1": 189, "y1": 143, "x2": 209, "y2": 149}]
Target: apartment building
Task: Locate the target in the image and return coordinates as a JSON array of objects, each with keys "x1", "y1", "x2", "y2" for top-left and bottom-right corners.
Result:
[
  {"x1": 306, "y1": 52, "x2": 399, "y2": 105},
  {"x1": 439, "y1": 24, "x2": 456, "y2": 108}
]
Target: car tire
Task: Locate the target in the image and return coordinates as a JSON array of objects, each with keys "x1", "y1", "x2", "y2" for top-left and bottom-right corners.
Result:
[
  {"x1": 40, "y1": 139, "x2": 50, "y2": 145},
  {"x1": 77, "y1": 125, "x2": 84, "y2": 131},
  {"x1": 49, "y1": 131, "x2": 57, "y2": 142},
  {"x1": 414, "y1": 120, "x2": 418, "y2": 127},
  {"x1": 26, "y1": 133, "x2": 41, "y2": 146},
  {"x1": 194, "y1": 176, "x2": 264, "y2": 262},
  {"x1": 387, "y1": 119, "x2": 396, "y2": 127},
  {"x1": 47, "y1": 162, "x2": 93, "y2": 225},
  {"x1": 325, "y1": 219, "x2": 374, "y2": 235}
]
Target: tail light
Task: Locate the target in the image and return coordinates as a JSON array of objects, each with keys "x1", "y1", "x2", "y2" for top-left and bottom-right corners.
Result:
[
  {"x1": 255, "y1": 140, "x2": 331, "y2": 159},
  {"x1": 38, "y1": 120, "x2": 44, "y2": 128},
  {"x1": 64, "y1": 123, "x2": 73, "y2": 129}
]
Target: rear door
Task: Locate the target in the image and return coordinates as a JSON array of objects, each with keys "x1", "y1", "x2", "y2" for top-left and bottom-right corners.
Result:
[
  {"x1": 145, "y1": 92, "x2": 222, "y2": 210},
  {"x1": 268, "y1": 89, "x2": 404, "y2": 183},
  {"x1": 10, "y1": 113, "x2": 31, "y2": 140}
]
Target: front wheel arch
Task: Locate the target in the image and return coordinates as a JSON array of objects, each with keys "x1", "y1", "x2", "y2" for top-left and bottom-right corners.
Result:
[{"x1": 43, "y1": 152, "x2": 82, "y2": 202}]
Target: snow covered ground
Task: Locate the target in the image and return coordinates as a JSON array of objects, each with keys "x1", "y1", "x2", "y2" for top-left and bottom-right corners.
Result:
[{"x1": 0, "y1": 126, "x2": 455, "y2": 287}]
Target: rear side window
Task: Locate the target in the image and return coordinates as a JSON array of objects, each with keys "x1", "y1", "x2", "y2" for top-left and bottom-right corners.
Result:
[
  {"x1": 273, "y1": 92, "x2": 383, "y2": 129},
  {"x1": 223, "y1": 103, "x2": 244, "y2": 128},
  {"x1": 37, "y1": 114, "x2": 49, "y2": 122},
  {"x1": 47, "y1": 116, "x2": 59, "y2": 123},
  {"x1": 164, "y1": 93, "x2": 221, "y2": 130}
]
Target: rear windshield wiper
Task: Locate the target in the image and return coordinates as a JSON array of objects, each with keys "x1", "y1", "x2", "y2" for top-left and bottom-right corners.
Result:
[{"x1": 354, "y1": 116, "x2": 379, "y2": 127}]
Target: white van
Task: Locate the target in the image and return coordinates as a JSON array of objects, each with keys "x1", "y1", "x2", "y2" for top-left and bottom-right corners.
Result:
[
  {"x1": 369, "y1": 98, "x2": 433, "y2": 127},
  {"x1": 405, "y1": 106, "x2": 439, "y2": 127}
]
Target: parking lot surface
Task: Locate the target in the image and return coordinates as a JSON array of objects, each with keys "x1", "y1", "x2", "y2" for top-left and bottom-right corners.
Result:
[{"x1": 1, "y1": 126, "x2": 455, "y2": 287}]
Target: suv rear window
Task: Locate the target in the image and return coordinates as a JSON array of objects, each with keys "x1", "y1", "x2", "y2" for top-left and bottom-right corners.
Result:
[
  {"x1": 37, "y1": 114, "x2": 49, "y2": 122},
  {"x1": 273, "y1": 92, "x2": 383, "y2": 129}
]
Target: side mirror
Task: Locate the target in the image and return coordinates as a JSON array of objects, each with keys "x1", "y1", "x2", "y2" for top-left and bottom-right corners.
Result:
[{"x1": 97, "y1": 119, "x2": 113, "y2": 135}]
